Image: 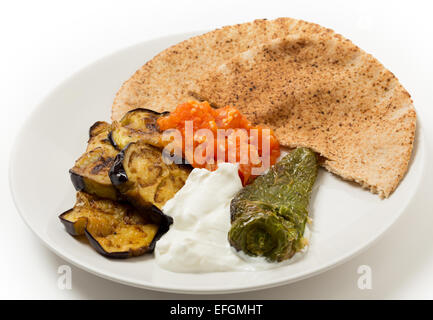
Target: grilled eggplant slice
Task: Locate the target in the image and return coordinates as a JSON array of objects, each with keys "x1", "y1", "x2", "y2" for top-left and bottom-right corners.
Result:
[
  {"x1": 70, "y1": 122, "x2": 119, "y2": 200},
  {"x1": 109, "y1": 140, "x2": 191, "y2": 210},
  {"x1": 109, "y1": 108, "x2": 167, "y2": 150},
  {"x1": 87, "y1": 121, "x2": 114, "y2": 151},
  {"x1": 59, "y1": 192, "x2": 171, "y2": 258}
]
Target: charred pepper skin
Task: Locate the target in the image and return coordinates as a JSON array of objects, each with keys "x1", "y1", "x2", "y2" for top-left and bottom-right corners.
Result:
[{"x1": 229, "y1": 147, "x2": 319, "y2": 262}]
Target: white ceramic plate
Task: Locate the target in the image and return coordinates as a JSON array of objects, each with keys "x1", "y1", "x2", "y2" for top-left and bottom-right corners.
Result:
[{"x1": 9, "y1": 32, "x2": 426, "y2": 294}]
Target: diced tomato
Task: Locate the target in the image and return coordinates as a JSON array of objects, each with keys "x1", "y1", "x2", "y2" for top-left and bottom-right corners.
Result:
[{"x1": 157, "y1": 101, "x2": 280, "y2": 185}]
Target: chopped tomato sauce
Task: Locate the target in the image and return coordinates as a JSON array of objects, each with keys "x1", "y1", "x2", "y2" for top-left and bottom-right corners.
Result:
[{"x1": 157, "y1": 101, "x2": 280, "y2": 185}]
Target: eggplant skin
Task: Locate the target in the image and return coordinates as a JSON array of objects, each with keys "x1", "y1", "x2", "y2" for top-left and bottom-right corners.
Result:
[
  {"x1": 87, "y1": 121, "x2": 115, "y2": 152},
  {"x1": 109, "y1": 140, "x2": 191, "y2": 210},
  {"x1": 59, "y1": 209, "x2": 81, "y2": 236},
  {"x1": 70, "y1": 172, "x2": 86, "y2": 192},
  {"x1": 109, "y1": 108, "x2": 169, "y2": 151},
  {"x1": 89, "y1": 121, "x2": 111, "y2": 139},
  {"x1": 59, "y1": 192, "x2": 170, "y2": 258},
  {"x1": 146, "y1": 205, "x2": 173, "y2": 248},
  {"x1": 69, "y1": 148, "x2": 118, "y2": 200},
  {"x1": 108, "y1": 149, "x2": 129, "y2": 186},
  {"x1": 70, "y1": 122, "x2": 120, "y2": 200},
  {"x1": 124, "y1": 107, "x2": 168, "y2": 117},
  {"x1": 84, "y1": 229, "x2": 133, "y2": 259}
]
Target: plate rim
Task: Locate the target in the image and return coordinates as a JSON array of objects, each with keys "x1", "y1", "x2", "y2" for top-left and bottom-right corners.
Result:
[{"x1": 8, "y1": 31, "x2": 426, "y2": 294}]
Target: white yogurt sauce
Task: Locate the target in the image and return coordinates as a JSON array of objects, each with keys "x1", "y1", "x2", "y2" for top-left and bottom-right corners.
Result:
[{"x1": 154, "y1": 162, "x2": 309, "y2": 273}]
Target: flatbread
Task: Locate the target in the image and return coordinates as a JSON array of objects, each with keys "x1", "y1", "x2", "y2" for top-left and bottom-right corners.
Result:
[
  {"x1": 111, "y1": 17, "x2": 416, "y2": 197},
  {"x1": 112, "y1": 18, "x2": 330, "y2": 119},
  {"x1": 192, "y1": 36, "x2": 416, "y2": 198}
]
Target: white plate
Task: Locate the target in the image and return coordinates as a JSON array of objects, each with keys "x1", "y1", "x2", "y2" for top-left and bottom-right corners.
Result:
[{"x1": 9, "y1": 32, "x2": 426, "y2": 294}]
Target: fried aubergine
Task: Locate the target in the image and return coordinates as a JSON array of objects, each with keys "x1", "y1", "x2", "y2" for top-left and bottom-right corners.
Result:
[
  {"x1": 109, "y1": 108, "x2": 167, "y2": 151},
  {"x1": 86, "y1": 121, "x2": 113, "y2": 151},
  {"x1": 229, "y1": 147, "x2": 319, "y2": 262},
  {"x1": 70, "y1": 121, "x2": 119, "y2": 200},
  {"x1": 59, "y1": 192, "x2": 172, "y2": 258},
  {"x1": 109, "y1": 140, "x2": 191, "y2": 210}
]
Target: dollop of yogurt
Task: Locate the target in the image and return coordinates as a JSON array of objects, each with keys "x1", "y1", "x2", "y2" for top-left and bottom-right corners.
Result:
[{"x1": 154, "y1": 163, "x2": 309, "y2": 273}]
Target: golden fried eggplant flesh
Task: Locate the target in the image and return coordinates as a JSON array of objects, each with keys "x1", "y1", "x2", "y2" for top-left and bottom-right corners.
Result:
[
  {"x1": 109, "y1": 140, "x2": 191, "y2": 210},
  {"x1": 70, "y1": 121, "x2": 119, "y2": 200},
  {"x1": 87, "y1": 121, "x2": 113, "y2": 151},
  {"x1": 59, "y1": 192, "x2": 172, "y2": 258},
  {"x1": 109, "y1": 108, "x2": 168, "y2": 151}
]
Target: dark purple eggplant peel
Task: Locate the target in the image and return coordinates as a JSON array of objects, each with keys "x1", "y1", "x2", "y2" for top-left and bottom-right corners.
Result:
[
  {"x1": 59, "y1": 192, "x2": 172, "y2": 259},
  {"x1": 109, "y1": 140, "x2": 191, "y2": 211},
  {"x1": 69, "y1": 121, "x2": 120, "y2": 200},
  {"x1": 108, "y1": 108, "x2": 169, "y2": 151}
]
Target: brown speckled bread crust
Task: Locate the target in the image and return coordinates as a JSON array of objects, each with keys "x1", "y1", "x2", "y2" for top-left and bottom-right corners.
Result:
[
  {"x1": 112, "y1": 18, "x2": 302, "y2": 119},
  {"x1": 111, "y1": 18, "x2": 416, "y2": 198},
  {"x1": 192, "y1": 36, "x2": 416, "y2": 198}
]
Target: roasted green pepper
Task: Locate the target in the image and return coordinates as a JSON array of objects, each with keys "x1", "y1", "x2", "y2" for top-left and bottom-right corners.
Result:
[{"x1": 229, "y1": 147, "x2": 318, "y2": 262}]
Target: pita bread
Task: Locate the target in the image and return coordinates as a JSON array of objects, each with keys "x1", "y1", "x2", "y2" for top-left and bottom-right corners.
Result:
[
  {"x1": 112, "y1": 18, "x2": 332, "y2": 119},
  {"x1": 111, "y1": 17, "x2": 415, "y2": 197},
  {"x1": 192, "y1": 36, "x2": 416, "y2": 198}
]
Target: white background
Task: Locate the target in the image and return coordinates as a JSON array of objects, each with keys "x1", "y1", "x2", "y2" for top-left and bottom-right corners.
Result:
[{"x1": 1, "y1": 0, "x2": 433, "y2": 299}]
